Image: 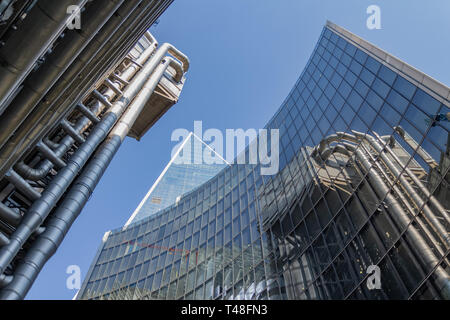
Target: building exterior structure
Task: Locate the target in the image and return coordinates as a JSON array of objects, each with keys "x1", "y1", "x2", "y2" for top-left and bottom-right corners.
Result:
[
  {"x1": 0, "y1": 1, "x2": 188, "y2": 299},
  {"x1": 78, "y1": 21, "x2": 449, "y2": 300},
  {"x1": 126, "y1": 132, "x2": 228, "y2": 226}
]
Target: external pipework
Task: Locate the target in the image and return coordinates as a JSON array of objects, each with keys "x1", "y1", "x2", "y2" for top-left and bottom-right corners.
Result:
[
  {"x1": 313, "y1": 130, "x2": 449, "y2": 247},
  {"x1": 0, "y1": 202, "x2": 21, "y2": 226},
  {"x1": 393, "y1": 126, "x2": 438, "y2": 169},
  {"x1": 0, "y1": 36, "x2": 188, "y2": 294},
  {"x1": 0, "y1": 0, "x2": 180, "y2": 298},
  {"x1": 4, "y1": 169, "x2": 41, "y2": 201},
  {"x1": 0, "y1": 0, "x2": 166, "y2": 179},
  {"x1": 315, "y1": 133, "x2": 450, "y2": 299},
  {"x1": 351, "y1": 130, "x2": 450, "y2": 246},
  {"x1": 0, "y1": 56, "x2": 186, "y2": 300},
  {"x1": 13, "y1": 41, "x2": 158, "y2": 182}
]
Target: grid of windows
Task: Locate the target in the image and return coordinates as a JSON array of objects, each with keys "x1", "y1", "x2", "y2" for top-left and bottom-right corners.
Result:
[
  {"x1": 78, "y1": 24, "x2": 449, "y2": 300},
  {"x1": 128, "y1": 133, "x2": 227, "y2": 224}
]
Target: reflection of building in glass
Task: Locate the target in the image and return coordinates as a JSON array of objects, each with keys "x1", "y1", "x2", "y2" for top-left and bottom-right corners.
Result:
[
  {"x1": 270, "y1": 129, "x2": 449, "y2": 299},
  {"x1": 126, "y1": 132, "x2": 228, "y2": 225},
  {"x1": 78, "y1": 21, "x2": 450, "y2": 300}
]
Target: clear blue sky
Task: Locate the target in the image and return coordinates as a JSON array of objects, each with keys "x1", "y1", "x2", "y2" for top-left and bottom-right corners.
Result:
[{"x1": 27, "y1": 0, "x2": 450, "y2": 299}]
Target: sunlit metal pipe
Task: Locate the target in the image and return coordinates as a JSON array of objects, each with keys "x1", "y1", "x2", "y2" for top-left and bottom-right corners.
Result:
[
  {"x1": 60, "y1": 120, "x2": 85, "y2": 144},
  {"x1": 0, "y1": 41, "x2": 179, "y2": 278},
  {"x1": 317, "y1": 139, "x2": 450, "y2": 299},
  {"x1": 14, "y1": 43, "x2": 157, "y2": 182},
  {"x1": 0, "y1": 203, "x2": 21, "y2": 226},
  {"x1": 36, "y1": 142, "x2": 66, "y2": 170},
  {"x1": 0, "y1": 57, "x2": 184, "y2": 300},
  {"x1": 0, "y1": 0, "x2": 149, "y2": 178},
  {"x1": 352, "y1": 130, "x2": 450, "y2": 247},
  {"x1": 4, "y1": 170, "x2": 40, "y2": 201}
]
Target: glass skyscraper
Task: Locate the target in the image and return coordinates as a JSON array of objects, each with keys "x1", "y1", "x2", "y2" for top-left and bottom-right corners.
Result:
[
  {"x1": 125, "y1": 132, "x2": 228, "y2": 226},
  {"x1": 78, "y1": 21, "x2": 450, "y2": 300}
]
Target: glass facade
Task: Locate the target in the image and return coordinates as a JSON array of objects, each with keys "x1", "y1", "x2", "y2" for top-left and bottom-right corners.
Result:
[
  {"x1": 78, "y1": 23, "x2": 450, "y2": 300},
  {"x1": 126, "y1": 132, "x2": 227, "y2": 225}
]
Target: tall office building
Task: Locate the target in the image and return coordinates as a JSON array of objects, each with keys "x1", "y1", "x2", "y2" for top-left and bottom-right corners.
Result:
[
  {"x1": 78, "y1": 21, "x2": 450, "y2": 300},
  {"x1": 0, "y1": 1, "x2": 189, "y2": 299},
  {"x1": 126, "y1": 132, "x2": 228, "y2": 225}
]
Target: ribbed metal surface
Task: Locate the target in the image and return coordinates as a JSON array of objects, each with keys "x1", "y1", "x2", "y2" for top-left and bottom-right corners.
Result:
[{"x1": 0, "y1": 0, "x2": 186, "y2": 299}]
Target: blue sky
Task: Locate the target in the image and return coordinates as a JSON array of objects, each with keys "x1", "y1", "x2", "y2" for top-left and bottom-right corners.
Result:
[{"x1": 26, "y1": 0, "x2": 450, "y2": 299}]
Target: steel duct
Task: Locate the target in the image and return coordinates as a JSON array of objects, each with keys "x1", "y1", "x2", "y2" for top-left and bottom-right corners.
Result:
[
  {"x1": 0, "y1": 41, "x2": 184, "y2": 276},
  {"x1": 352, "y1": 130, "x2": 450, "y2": 246},
  {"x1": 14, "y1": 40, "x2": 158, "y2": 181},
  {"x1": 0, "y1": 57, "x2": 184, "y2": 299},
  {"x1": 0, "y1": 0, "x2": 164, "y2": 179},
  {"x1": 316, "y1": 137, "x2": 450, "y2": 299}
]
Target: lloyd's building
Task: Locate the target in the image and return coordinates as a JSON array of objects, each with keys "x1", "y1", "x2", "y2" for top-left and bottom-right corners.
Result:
[
  {"x1": 78, "y1": 22, "x2": 450, "y2": 300},
  {"x1": 0, "y1": 0, "x2": 189, "y2": 299}
]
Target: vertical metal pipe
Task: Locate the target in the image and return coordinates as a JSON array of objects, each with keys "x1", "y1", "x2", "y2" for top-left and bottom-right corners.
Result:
[
  {"x1": 0, "y1": 57, "x2": 184, "y2": 299},
  {"x1": 0, "y1": 42, "x2": 182, "y2": 277},
  {"x1": 14, "y1": 42, "x2": 157, "y2": 182},
  {"x1": 352, "y1": 131, "x2": 450, "y2": 246},
  {"x1": 319, "y1": 141, "x2": 450, "y2": 299}
]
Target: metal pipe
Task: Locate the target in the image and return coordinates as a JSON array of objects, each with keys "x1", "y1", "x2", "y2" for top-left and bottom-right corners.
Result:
[
  {"x1": 144, "y1": 31, "x2": 157, "y2": 45},
  {"x1": 383, "y1": 131, "x2": 450, "y2": 227},
  {"x1": 0, "y1": 203, "x2": 21, "y2": 226},
  {"x1": 356, "y1": 142, "x2": 449, "y2": 262},
  {"x1": 0, "y1": 42, "x2": 177, "y2": 277},
  {"x1": 1, "y1": 4, "x2": 165, "y2": 185},
  {"x1": 148, "y1": 43, "x2": 190, "y2": 74},
  {"x1": 92, "y1": 90, "x2": 113, "y2": 109},
  {"x1": 352, "y1": 130, "x2": 450, "y2": 247},
  {"x1": 13, "y1": 42, "x2": 157, "y2": 182},
  {"x1": 0, "y1": 57, "x2": 184, "y2": 299},
  {"x1": 112, "y1": 58, "x2": 182, "y2": 140},
  {"x1": 394, "y1": 126, "x2": 438, "y2": 169},
  {"x1": 4, "y1": 170, "x2": 40, "y2": 201},
  {"x1": 60, "y1": 120, "x2": 85, "y2": 144},
  {"x1": 0, "y1": 274, "x2": 12, "y2": 287},
  {"x1": 111, "y1": 73, "x2": 129, "y2": 86},
  {"x1": 104, "y1": 79, "x2": 123, "y2": 97},
  {"x1": 43, "y1": 138, "x2": 60, "y2": 150},
  {"x1": 318, "y1": 140, "x2": 450, "y2": 299},
  {"x1": 0, "y1": 0, "x2": 148, "y2": 178},
  {"x1": 0, "y1": 0, "x2": 88, "y2": 112},
  {"x1": 76, "y1": 103, "x2": 99, "y2": 124},
  {"x1": 314, "y1": 130, "x2": 449, "y2": 246},
  {"x1": 0, "y1": 231, "x2": 9, "y2": 246},
  {"x1": 36, "y1": 142, "x2": 66, "y2": 170}
]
